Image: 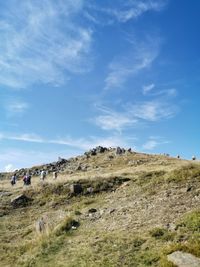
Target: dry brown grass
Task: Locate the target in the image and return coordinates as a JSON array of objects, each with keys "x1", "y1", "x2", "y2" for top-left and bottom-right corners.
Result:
[{"x1": 1, "y1": 151, "x2": 200, "y2": 266}]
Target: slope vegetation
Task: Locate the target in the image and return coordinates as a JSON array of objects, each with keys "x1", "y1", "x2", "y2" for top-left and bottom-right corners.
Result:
[{"x1": 0, "y1": 148, "x2": 200, "y2": 267}]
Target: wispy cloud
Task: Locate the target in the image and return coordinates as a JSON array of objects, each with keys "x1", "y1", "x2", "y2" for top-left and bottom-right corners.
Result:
[
  {"x1": 5, "y1": 100, "x2": 29, "y2": 116},
  {"x1": 0, "y1": 132, "x2": 132, "y2": 171},
  {"x1": 142, "y1": 137, "x2": 169, "y2": 150},
  {"x1": 129, "y1": 100, "x2": 178, "y2": 121},
  {"x1": 93, "y1": 97, "x2": 178, "y2": 132},
  {"x1": 93, "y1": 106, "x2": 137, "y2": 132},
  {"x1": 143, "y1": 86, "x2": 178, "y2": 97},
  {"x1": 87, "y1": 0, "x2": 167, "y2": 24},
  {"x1": 4, "y1": 163, "x2": 15, "y2": 172},
  {"x1": 143, "y1": 83, "x2": 155, "y2": 95},
  {"x1": 0, "y1": 0, "x2": 92, "y2": 89},
  {"x1": 104, "y1": 37, "x2": 161, "y2": 90},
  {"x1": 0, "y1": 148, "x2": 80, "y2": 171},
  {"x1": 0, "y1": 132, "x2": 130, "y2": 151}
]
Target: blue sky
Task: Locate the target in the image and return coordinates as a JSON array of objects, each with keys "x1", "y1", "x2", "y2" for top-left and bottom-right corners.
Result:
[{"x1": 0, "y1": 0, "x2": 200, "y2": 171}]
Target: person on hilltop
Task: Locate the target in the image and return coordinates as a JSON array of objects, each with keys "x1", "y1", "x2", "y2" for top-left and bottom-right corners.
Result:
[
  {"x1": 10, "y1": 173, "x2": 17, "y2": 186},
  {"x1": 23, "y1": 174, "x2": 28, "y2": 186},
  {"x1": 53, "y1": 171, "x2": 58, "y2": 180},
  {"x1": 26, "y1": 173, "x2": 31, "y2": 185},
  {"x1": 23, "y1": 173, "x2": 31, "y2": 186},
  {"x1": 40, "y1": 170, "x2": 46, "y2": 181}
]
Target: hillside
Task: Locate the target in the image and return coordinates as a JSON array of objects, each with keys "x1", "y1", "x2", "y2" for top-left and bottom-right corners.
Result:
[{"x1": 0, "y1": 147, "x2": 200, "y2": 267}]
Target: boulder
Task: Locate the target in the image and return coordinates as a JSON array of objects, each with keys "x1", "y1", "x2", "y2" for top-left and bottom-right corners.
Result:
[
  {"x1": 167, "y1": 251, "x2": 200, "y2": 267},
  {"x1": 96, "y1": 146, "x2": 107, "y2": 153},
  {"x1": 11, "y1": 194, "x2": 32, "y2": 208},
  {"x1": 70, "y1": 184, "x2": 83, "y2": 195}
]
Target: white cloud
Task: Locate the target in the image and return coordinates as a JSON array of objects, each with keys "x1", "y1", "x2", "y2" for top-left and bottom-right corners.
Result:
[
  {"x1": 94, "y1": 105, "x2": 137, "y2": 131},
  {"x1": 142, "y1": 140, "x2": 159, "y2": 150},
  {"x1": 4, "y1": 163, "x2": 15, "y2": 172},
  {"x1": 110, "y1": 0, "x2": 166, "y2": 23},
  {"x1": 142, "y1": 137, "x2": 169, "y2": 150},
  {"x1": 0, "y1": 0, "x2": 92, "y2": 89},
  {"x1": 0, "y1": 132, "x2": 130, "y2": 151},
  {"x1": 5, "y1": 100, "x2": 29, "y2": 116},
  {"x1": 93, "y1": 98, "x2": 178, "y2": 132},
  {"x1": 0, "y1": 148, "x2": 80, "y2": 171},
  {"x1": 130, "y1": 100, "x2": 177, "y2": 121},
  {"x1": 143, "y1": 83, "x2": 155, "y2": 95},
  {"x1": 87, "y1": 0, "x2": 167, "y2": 24},
  {"x1": 149, "y1": 88, "x2": 178, "y2": 97},
  {"x1": 104, "y1": 37, "x2": 160, "y2": 90}
]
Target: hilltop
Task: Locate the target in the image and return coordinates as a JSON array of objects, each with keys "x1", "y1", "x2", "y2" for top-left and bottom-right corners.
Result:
[{"x1": 0, "y1": 147, "x2": 200, "y2": 267}]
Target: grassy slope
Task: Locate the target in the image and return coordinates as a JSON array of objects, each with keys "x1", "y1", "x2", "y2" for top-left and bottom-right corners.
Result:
[{"x1": 0, "y1": 151, "x2": 200, "y2": 267}]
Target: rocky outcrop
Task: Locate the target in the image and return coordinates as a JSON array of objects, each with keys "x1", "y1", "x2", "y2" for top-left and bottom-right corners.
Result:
[
  {"x1": 84, "y1": 146, "x2": 108, "y2": 157},
  {"x1": 11, "y1": 194, "x2": 32, "y2": 208},
  {"x1": 12, "y1": 146, "x2": 134, "y2": 178}
]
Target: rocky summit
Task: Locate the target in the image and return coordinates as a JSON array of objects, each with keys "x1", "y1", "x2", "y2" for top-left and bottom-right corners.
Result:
[{"x1": 0, "y1": 147, "x2": 200, "y2": 267}]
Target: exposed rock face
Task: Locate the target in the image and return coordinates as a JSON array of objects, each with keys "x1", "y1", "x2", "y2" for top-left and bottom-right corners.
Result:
[
  {"x1": 11, "y1": 194, "x2": 32, "y2": 208},
  {"x1": 167, "y1": 251, "x2": 200, "y2": 267},
  {"x1": 85, "y1": 146, "x2": 108, "y2": 157}
]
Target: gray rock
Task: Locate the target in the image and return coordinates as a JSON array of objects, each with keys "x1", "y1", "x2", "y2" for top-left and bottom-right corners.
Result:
[
  {"x1": 70, "y1": 184, "x2": 83, "y2": 195},
  {"x1": 167, "y1": 251, "x2": 200, "y2": 267},
  {"x1": 88, "y1": 208, "x2": 97, "y2": 213},
  {"x1": 86, "y1": 187, "x2": 94, "y2": 194},
  {"x1": 11, "y1": 194, "x2": 32, "y2": 208}
]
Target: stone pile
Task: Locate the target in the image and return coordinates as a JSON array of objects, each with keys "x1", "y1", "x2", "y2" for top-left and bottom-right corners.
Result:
[{"x1": 12, "y1": 146, "x2": 134, "y2": 177}]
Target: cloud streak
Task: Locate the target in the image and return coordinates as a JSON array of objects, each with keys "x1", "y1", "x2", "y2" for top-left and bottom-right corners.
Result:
[
  {"x1": 93, "y1": 97, "x2": 178, "y2": 132},
  {"x1": 142, "y1": 137, "x2": 169, "y2": 150},
  {"x1": 5, "y1": 99, "x2": 29, "y2": 116},
  {"x1": 104, "y1": 36, "x2": 161, "y2": 90},
  {"x1": 0, "y1": 0, "x2": 92, "y2": 89},
  {"x1": 86, "y1": 0, "x2": 167, "y2": 24},
  {"x1": 0, "y1": 132, "x2": 131, "y2": 151}
]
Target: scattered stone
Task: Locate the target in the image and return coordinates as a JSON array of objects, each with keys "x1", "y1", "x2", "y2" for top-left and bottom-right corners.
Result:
[
  {"x1": 86, "y1": 187, "x2": 94, "y2": 194},
  {"x1": 109, "y1": 208, "x2": 116, "y2": 214},
  {"x1": 88, "y1": 208, "x2": 97, "y2": 213},
  {"x1": 166, "y1": 223, "x2": 176, "y2": 231},
  {"x1": 11, "y1": 194, "x2": 32, "y2": 208},
  {"x1": 186, "y1": 185, "x2": 193, "y2": 192},
  {"x1": 167, "y1": 251, "x2": 200, "y2": 267}
]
